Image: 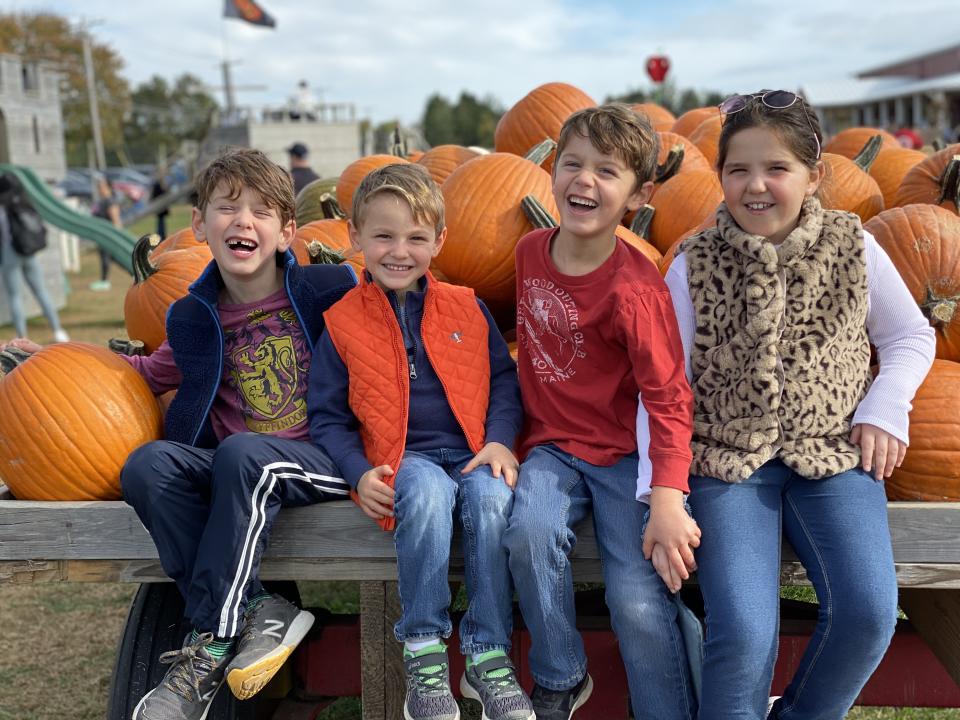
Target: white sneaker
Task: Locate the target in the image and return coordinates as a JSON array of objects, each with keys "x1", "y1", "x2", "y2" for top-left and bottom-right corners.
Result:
[
  {"x1": 52, "y1": 329, "x2": 70, "y2": 343},
  {"x1": 767, "y1": 696, "x2": 781, "y2": 717}
]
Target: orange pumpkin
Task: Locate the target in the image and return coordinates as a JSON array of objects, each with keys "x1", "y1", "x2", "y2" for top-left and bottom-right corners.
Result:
[
  {"x1": 656, "y1": 131, "x2": 712, "y2": 179},
  {"x1": 869, "y1": 146, "x2": 926, "y2": 209},
  {"x1": 893, "y1": 144, "x2": 960, "y2": 213},
  {"x1": 417, "y1": 145, "x2": 481, "y2": 186},
  {"x1": 336, "y1": 155, "x2": 410, "y2": 218},
  {"x1": 292, "y1": 219, "x2": 364, "y2": 272},
  {"x1": 151, "y1": 227, "x2": 205, "y2": 256},
  {"x1": 616, "y1": 224, "x2": 662, "y2": 267},
  {"x1": 494, "y1": 82, "x2": 595, "y2": 172},
  {"x1": 885, "y1": 359, "x2": 960, "y2": 501},
  {"x1": 124, "y1": 235, "x2": 213, "y2": 353},
  {"x1": 864, "y1": 204, "x2": 960, "y2": 360},
  {"x1": 631, "y1": 103, "x2": 676, "y2": 131},
  {"x1": 437, "y1": 153, "x2": 557, "y2": 309},
  {"x1": 0, "y1": 343, "x2": 163, "y2": 500},
  {"x1": 648, "y1": 170, "x2": 723, "y2": 254},
  {"x1": 658, "y1": 213, "x2": 718, "y2": 277},
  {"x1": 823, "y1": 127, "x2": 899, "y2": 159},
  {"x1": 671, "y1": 107, "x2": 718, "y2": 139},
  {"x1": 818, "y1": 152, "x2": 884, "y2": 223},
  {"x1": 688, "y1": 115, "x2": 723, "y2": 168}
]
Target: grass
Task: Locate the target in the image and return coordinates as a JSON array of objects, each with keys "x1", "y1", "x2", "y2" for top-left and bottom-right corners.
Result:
[{"x1": 0, "y1": 233, "x2": 957, "y2": 718}]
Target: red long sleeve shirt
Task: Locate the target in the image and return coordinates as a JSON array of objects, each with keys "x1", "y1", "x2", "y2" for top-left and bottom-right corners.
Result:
[{"x1": 515, "y1": 228, "x2": 693, "y2": 492}]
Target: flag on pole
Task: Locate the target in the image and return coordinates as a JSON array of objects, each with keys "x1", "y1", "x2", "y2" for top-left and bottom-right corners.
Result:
[{"x1": 223, "y1": 0, "x2": 276, "y2": 28}]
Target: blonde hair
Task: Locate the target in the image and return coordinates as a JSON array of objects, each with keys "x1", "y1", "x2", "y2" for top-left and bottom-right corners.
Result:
[
  {"x1": 352, "y1": 163, "x2": 445, "y2": 235},
  {"x1": 556, "y1": 103, "x2": 660, "y2": 187},
  {"x1": 194, "y1": 148, "x2": 295, "y2": 226}
]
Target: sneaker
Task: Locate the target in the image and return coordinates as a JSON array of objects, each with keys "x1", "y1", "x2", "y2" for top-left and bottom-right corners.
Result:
[
  {"x1": 767, "y1": 696, "x2": 782, "y2": 719},
  {"x1": 530, "y1": 673, "x2": 593, "y2": 720},
  {"x1": 89, "y1": 279, "x2": 111, "y2": 291},
  {"x1": 225, "y1": 593, "x2": 315, "y2": 700},
  {"x1": 403, "y1": 643, "x2": 460, "y2": 720},
  {"x1": 460, "y1": 651, "x2": 534, "y2": 720},
  {"x1": 52, "y1": 329, "x2": 70, "y2": 343},
  {"x1": 132, "y1": 633, "x2": 232, "y2": 720}
]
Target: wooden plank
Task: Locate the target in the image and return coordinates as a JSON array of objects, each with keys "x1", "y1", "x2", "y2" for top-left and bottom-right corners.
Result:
[
  {"x1": 899, "y1": 588, "x2": 960, "y2": 688},
  {"x1": 383, "y1": 582, "x2": 405, "y2": 720},
  {"x1": 359, "y1": 582, "x2": 386, "y2": 720}
]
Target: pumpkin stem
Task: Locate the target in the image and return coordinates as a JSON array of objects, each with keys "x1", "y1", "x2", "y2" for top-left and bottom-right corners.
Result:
[
  {"x1": 932, "y1": 138, "x2": 946, "y2": 152},
  {"x1": 319, "y1": 192, "x2": 347, "y2": 220},
  {"x1": 524, "y1": 139, "x2": 557, "y2": 167},
  {"x1": 0, "y1": 346, "x2": 32, "y2": 376},
  {"x1": 922, "y1": 288, "x2": 958, "y2": 326},
  {"x1": 132, "y1": 234, "x2": 162, "y2": 285},
  {"x1": 521, "y1": 195, "x2": 558, "y2": 229},
  {"x1": 306, "y1": 240, "x2": 346, "y2": 265},
  {"x1": 107, "y1": 338, "x2": 146, "y2": 356},
  {"x1": 655, "y1": 144, "x2": 685, "y2": 183},
  {"x1": 630, "y1": 205, "x2": 655, "y2": 237},
  {"x1": 853, "y1": 135, "x2": 883, "y2": 172},
  {"x1": 936, "y1": 156, "x2": 960, "y2": 209}
]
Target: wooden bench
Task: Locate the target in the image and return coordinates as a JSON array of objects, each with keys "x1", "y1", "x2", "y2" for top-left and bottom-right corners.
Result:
[{"x1": 2, "y1": 486, "x2": 960, "y2": 717}]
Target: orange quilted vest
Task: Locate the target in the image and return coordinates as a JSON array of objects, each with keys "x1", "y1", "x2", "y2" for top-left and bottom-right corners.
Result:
[{"x1": 324, "y1": 273, "x2": 490, "y2": 530}]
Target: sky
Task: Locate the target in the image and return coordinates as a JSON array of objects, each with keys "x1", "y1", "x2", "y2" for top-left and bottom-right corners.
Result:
[{"x1": 7, "y1": 0, "x2": 960, "y2": 127}]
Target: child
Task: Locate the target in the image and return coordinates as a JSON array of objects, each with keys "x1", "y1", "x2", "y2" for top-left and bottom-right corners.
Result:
[
  {"x1": 119, "y1": 148, "x2": 357, "y2": 719},
  {"x1": 503, "y1": 104, "x2": 701, "y2": 720},
  {"x1": 308, "y1": 163, "x2": 531, "y2": 720},
  {"x1": 664, "y1": 90, "x2": 936, "y2": 719}
]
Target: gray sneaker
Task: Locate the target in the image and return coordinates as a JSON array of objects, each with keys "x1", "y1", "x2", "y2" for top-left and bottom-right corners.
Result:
[
  {"x1": 225, "y1": 593, "x2": 315, "y2": 700},
  {"x1": 403, "y1": 644, "x2": 460, "y2": 720},
  {"x1": 460, "y1": 653, "x2": 534, "y2": 720},
  {"x1": 131, "y1": 633, "x2": 232, "y2": 720},
  {"x1": 530, "y1": 673, "x2": 594, "y2": 720}
]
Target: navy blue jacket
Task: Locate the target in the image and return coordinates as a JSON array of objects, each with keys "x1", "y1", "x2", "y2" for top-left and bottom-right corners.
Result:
[{"x1": 164, "y1": 250, "x2": 357, "y2": 447}]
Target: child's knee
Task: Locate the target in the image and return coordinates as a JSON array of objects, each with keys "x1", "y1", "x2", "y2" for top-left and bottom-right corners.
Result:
[{"x1": 120, "y1": 441, "x2": 171, "y2": 504}]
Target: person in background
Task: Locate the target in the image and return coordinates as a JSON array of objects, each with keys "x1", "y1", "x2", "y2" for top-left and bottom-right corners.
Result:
[
  {"x1": 151, "y1": 166, "x2": 170, "y2": 239},
  {"x1": 287, "y1": 142, "x2": 320, "y2": 196},
  {"x1": 90, "y1": 175, "x2": 122, "y2": 292}
]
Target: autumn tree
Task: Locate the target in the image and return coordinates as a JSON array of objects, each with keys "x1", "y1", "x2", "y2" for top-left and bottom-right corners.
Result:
[
  {"x1": 124, "y1": 74, "x2": 218, "y2": 164},
  {"x1": 0, "y1": 12, "x2": 129, "y2": 166}
]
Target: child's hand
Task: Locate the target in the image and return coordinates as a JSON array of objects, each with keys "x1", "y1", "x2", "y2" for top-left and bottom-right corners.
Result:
[
  {"x1": 356, "y1": 465, "x2": 395, "y2": 521},
  {"x1": 0, "y1": 338, "x2": 42, "y2": 354},
  {"x1": 461, "y1": 441, "x2": 520, "y2": 489},
  {"x1": 642, "y1": 486, "x2": 701, "y2": 593},
  {"x1": 851, "y1": 423, "x2": 907, "y2": 481}
]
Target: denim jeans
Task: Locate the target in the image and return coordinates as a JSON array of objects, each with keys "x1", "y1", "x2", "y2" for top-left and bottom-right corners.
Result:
[
  {"x1": 689, "y1": 459, "x2": 898, "y2": 720},
  {"x1": 392, "y1": 448, "x2": 515, "y2": 656},
  {"x1": 503, "y1": 445, "x2": 696, "y2": 720},
  {"x1": 0, "y1": 249, "x2": 63, "y2": 337}
]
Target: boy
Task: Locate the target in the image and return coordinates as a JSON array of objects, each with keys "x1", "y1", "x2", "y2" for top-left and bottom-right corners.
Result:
[
  {"x1": 120, "y1": 148, "x2": 357, "y2": 719},
  {"x1": 502, "y1": 104, "x2": 700, "y2": 720},
  {"x1": 308, "y1": 163, "x2": 532, "y2": 720}
]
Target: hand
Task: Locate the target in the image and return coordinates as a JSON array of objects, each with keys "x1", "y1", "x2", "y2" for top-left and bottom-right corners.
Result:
[
  {"x1": 642, "y1": 486, "x2": 701, "y2": 593},
  {"x1": 851, "y1": 423, "x2": 906, "y2": 481},
  {"x1": 461, "y1": 441, "x2": 519, "y2": 489},
  {"x1": 356, "y1": 465, "x2": 396, "y2": 522},
  {"x1": 0, "y1": 337, "x2": 42, "y2": 354}
]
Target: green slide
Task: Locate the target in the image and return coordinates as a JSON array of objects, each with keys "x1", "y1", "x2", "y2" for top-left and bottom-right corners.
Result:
[{"x1": 0, "y1": 164, "x2": 138, "y2": 274}]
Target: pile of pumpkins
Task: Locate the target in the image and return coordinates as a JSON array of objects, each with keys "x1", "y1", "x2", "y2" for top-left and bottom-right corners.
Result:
[{"x1": 0, "y1": 81, "x2": 957, "y2": 503}]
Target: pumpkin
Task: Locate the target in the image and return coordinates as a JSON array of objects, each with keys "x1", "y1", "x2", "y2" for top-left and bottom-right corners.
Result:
[
  {"x1": 151, "y1": 227, "x2": 205, "y2": 256},
  {"x1": 884, "y1": 359, "x2": 960, "y2": 501},
  {"x1": 124, "y1": 235, "x2": 212, "y2": 353},
  {"x1": 437, "y1": 153, "x2": 558, "y2": 310},
  {"x1": 893, "y1": 144, "x2": 960, "y2": 213},
  {"x1": 869, "y1": 146, "x2": 926, "y2": 209},
  {"x1": 648, "y1": 170, "x2": 723, "y2": 254},
  {"x1": 295, "y1": 176, "x2": 340, "y2": 225},
  {"x1": 658, "y1": 213, "x2": 718, "y2": 277},
  {"x1": 655, "y1": 131, "x2": 712, "y2": 180},
  {"x1": 336, "y1": 155, "x2": 410, "y2": 219},
  {"x1": 0, "y1": 342, "x2": 163, "y2": 500},
  {"x1": 292, "y1": 219, "x2": 363, "y2": 272},
  {"x1": 417, "y1": 145, "x2": 482, "y2": 186},
  {"x1": 688, "y1": 114, "x2": 724, "y2": 168},
  {"x1": 631, "y1": 103, "x2": 676, "y2": 131},
  {"x1": 494, "y1": 82, "x2": 596, "y2": 172},
  {"x1": 818, "y1": 149, "x2": 884, "y2": 223},
  {"x1": 823, "y1": 127, "x2": 899, "y2": 159},
  {"x1": 864, "y1": 204, "x2": 960, "y2": 360},
  {"x1": 671, "y1": 107, "x2": 718, "y2": 139}
]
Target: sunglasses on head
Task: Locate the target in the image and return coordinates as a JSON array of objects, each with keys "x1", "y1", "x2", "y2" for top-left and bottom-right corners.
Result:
[{"x1": 718, "y1": 90, "x2": 821, "y2": 159}]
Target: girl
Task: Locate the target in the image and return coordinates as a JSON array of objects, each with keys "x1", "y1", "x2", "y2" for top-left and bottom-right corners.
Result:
[
  {"x1": 90, "y1": 176, "x2": 121, "y2": 291},
  {"x1": 663, "y1": 91, "x2": 936, "y2": 719}
]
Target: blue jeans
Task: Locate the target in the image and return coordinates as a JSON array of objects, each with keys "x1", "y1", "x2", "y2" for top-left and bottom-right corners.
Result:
[
  {"x1": 392, "y1": 448, "x2": 515, "y2": 655},
  {"x1": 689, "y1": 460, "x2": 898, "y2": 720},
  {"x1": 1, "y1": 249, "x2": 63, "y2": 337},
  {"x1": 503, "y1": 445, "x2": 696, "y2": 720}
]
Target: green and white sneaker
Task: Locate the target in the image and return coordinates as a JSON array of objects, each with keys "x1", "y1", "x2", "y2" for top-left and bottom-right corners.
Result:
[
  {"x1": 403, "y1": 642, "x2": 460, "y2": 720},
  {"x1": 460, "y1": 651, "x2": 534, "y2": 720},
  {"x1": 132, "y1": 633, "x2": 233, "y2": 720}
]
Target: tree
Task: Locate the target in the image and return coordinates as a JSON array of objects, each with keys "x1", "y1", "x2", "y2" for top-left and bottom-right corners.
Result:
[
  {"x1": 677, "y1": 89, "x2": 702, "y2": 113},
  {"x1": 124, "y1": 73, "x2": 218, "y2": 164},
  {"x1": 0, "y1": 12, "x2": 130, "y2": 166},
  {"x1": 420, "y1": 92, "x2": 502, "y2": 149},
  {"x1": 422, "y1": 94, "x2": 456, "y2": 147}
]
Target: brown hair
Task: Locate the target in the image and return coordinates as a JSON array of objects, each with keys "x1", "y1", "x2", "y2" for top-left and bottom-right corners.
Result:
[
  {"x1": 194, "y1": 147, "x2": 295, "y2": 226},
  {"x1": 556, "y1": 103, "x2": 660, "y2": 187},
  {"x1": 716, "y1": 93, "x2": 822, "y2": 172},
  {"x1": 352, "y1": 163, "x2": 445, "y2": 235}
]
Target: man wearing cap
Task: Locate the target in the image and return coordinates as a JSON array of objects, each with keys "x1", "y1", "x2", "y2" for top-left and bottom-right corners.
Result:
[{"x1": 287, "y1": 142, "x2": 320, "y2": 195}]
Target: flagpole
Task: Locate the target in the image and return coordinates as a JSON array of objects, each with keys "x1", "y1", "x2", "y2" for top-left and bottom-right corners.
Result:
[{"x1": 220, "y1": 6, "x2": 236, "y2": 120}]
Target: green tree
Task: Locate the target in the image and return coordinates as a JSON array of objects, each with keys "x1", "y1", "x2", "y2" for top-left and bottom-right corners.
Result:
[
  {"x1": 677, "y1": 89, "x2": 702, "y2": 113},
  {"x1": 0, "y1": 12, "x2": 130, "y2": 166},
  {"x1": 422, "y1": 94, "x2": 455, "y2": 146},
  {"x1": 420, "y1": 92, "x2": 501, "y2": 149}
]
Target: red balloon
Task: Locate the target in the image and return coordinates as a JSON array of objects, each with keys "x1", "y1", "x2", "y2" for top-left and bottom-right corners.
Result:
[{"x1": 646, "y1": 55, "x2": 670, "y2": 84}]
